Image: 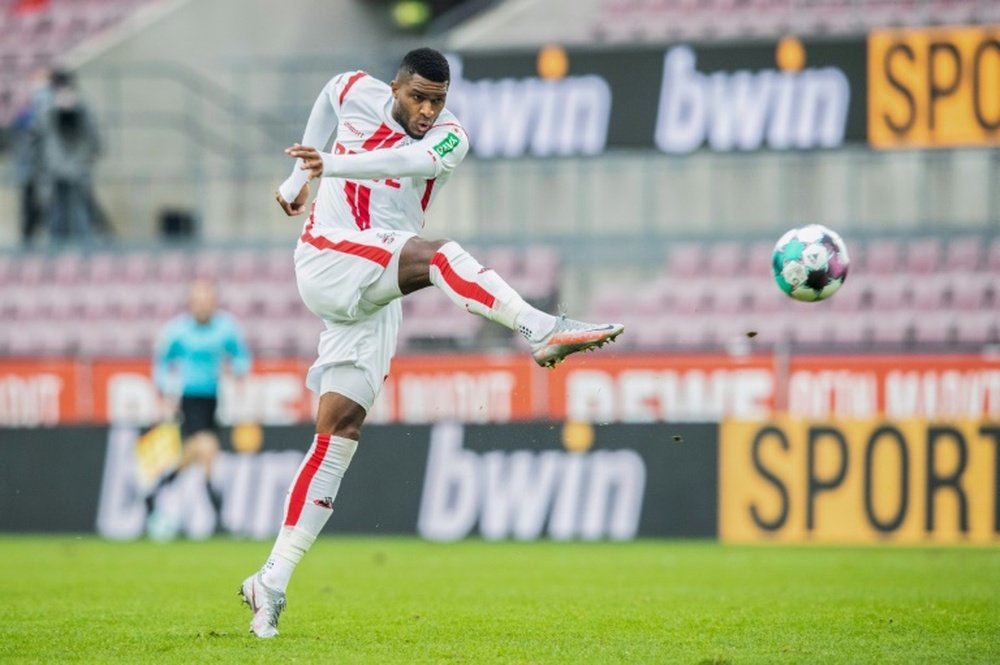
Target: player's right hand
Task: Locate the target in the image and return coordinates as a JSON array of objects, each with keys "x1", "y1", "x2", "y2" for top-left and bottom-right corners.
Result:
[
  {"x1": 286, "y1": 143, "x2": 324, "y2": 179},
  {"x1": 275, "y1": 183, "x2": 309, "y2": 216}
]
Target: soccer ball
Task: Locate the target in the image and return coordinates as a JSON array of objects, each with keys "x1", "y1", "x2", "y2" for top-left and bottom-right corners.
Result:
[{"x1": 772, "y1": 224, "x2": 850, "y2": 302}]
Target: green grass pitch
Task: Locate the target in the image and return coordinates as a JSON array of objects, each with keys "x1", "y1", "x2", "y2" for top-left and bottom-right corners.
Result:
[{"x1": 1, "y1": 537, "x2": 997, "y2": 664}]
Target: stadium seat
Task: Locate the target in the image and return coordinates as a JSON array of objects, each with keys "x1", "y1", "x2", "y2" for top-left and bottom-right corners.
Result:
[
  {"x1": 911, "y1": 311, "x2": 954, "y2": 346},
  {"x1": 825, "y1": 281, "x2": 863, "y2": 312},
  {"x1": 869, "y1": 311, "x2": 913, "y2": 346},
  {"x1": 52, "y1": 251, "x2": 84, "y2": 284},
  {"x1": 792, "y1": 308, "x2": 838, "y2": 347},
  {"x1": 227, "y1": 248, "x2": 264, "y2": 281},
  {"x1": 153, "y1": 250, "x2": 192, "y2": 283},
  {"x1": 123, "y1": 251, "x2": 155, "y2": 282},
  {"x1": 482, "y1": 246, "x2": 518, "y2": 277},
  {"x1": 664, "y1": 242, "x2": 705, "y2": 278},
  {"x1": 705, "y1": 242, "x2": 746, "y2": 278},
  {"x1": 748, "y1": 278, "x2": 786, "y2": 313},
  {"x1": 910, "y1": 273, "x2": 951, "y2": 310},
  {"x1": 943, "y1": 236, "x2": 983, "y2": 272},
  {"x1": 746, "y1": 241, "x2": 777, "y2": 281},
  {"x1": 903, "y1": 237, "x2": 940, "y2": 274},
  {"x1": 949, "y1": 272, "x2": 990, "y2": 310},
  {"x1": 16, "y1": 254, "x2": 46, "y2": 285},
  {"x1": 868, "y1": 275, "x2": 913, "y2": 311},
  {"x1": 264, "y1": 247, "x2": 295, "y2": 282},
  {"x1": 83, "y1": 253, "x2": 117, "y2": 283},
  {"x1": 193, "y1": 249, "x2": 227, "y2": 280},
  {"x1": 826, "y1": 312, "x2": 868, "y2": 346},
  {"x1": 954, "y1": 311, "x2": 999, "y2": 346},
  {"x1": 0, "y1": 254, "x2": 14, "y2": 286},
  {"x1": 631, "y1": 314, "x2": 674, "y2": 349},
  {"x1": 987, "y1": 238, "x2": 1000, "y2": 272},
  {"x1": 862, "y1": 238, "x2": 902, "y2": 275}
]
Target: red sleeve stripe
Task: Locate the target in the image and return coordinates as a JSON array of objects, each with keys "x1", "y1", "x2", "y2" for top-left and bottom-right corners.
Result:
[
  {"x1": 420, "y1": 178, "x2": 436, "y2": 211},
  {"x1": 431, "y1": 252, "x2": 496, "y2": 309},
  {"x1": 344, "y1": 181, "x2": 360, "y2": 227},
  {"x1": 339, "y1": 71, "x2": 368, "y2": 106},
  {"x1": 357, "y1": 185, "x2": 371, "y2": 229},
  {"x1": 284, "y1": 434, "x2": 330, "y2": 527},
  {"x1": 379, "y1": 131, "x2": 406, "y2": 149},
  {"x1": 363, "y1": 123, "x2": 407, "y2": 151},
  {"x1": 362, "y1": 123, "x2": 393, "y2": 151}
]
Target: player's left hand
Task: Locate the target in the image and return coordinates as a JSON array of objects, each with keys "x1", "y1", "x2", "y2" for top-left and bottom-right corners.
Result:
[
  {"x1": 275, "y1": 183, "x2": 309, "y2": 216},
  {"x1": 286, "y1": 143, "x2": 324, "y2": 179}
]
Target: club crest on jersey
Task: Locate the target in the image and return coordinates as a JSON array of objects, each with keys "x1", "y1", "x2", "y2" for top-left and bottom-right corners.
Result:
[{"x1": 433, "y1": 132, "x2": 461, "y2": 157}]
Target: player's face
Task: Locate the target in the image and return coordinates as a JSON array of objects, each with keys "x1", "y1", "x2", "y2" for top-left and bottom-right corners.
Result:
[
  {"x1": 189, "y1": 280, "x2": 216, "y2": 324},
  {"x1": 391, "y1": 73, "x2": 448, "y2": 139}
]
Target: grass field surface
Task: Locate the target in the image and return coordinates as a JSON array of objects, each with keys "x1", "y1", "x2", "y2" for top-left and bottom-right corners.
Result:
[{"x1": 0, "y1": 537, "x2": 997, "y2": 664}]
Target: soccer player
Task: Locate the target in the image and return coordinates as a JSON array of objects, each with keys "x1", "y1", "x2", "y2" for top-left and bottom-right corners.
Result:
[
  {"x1": 240, "y1": 47, "x2": 623, "y2": 638},
  {"x1": 149, "y1": 278, "x2": 252, "y2": 535}
]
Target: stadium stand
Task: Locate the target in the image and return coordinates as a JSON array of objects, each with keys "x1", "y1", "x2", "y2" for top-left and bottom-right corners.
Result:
[
  {"x1": 585, "y1": 233, "x2": 1000, "y2": 352},
  {"x1": 1, "y1": 234, "x2": 996, "y2": 357},
  {"x1": 446, "y1": 0, "x2": 1000, "y2": 49},
  {"x1": 0, "y1": 0, "x2": 157, "y2": 123},
  {"x1": 0, "y1": 244, "x2": 561, "y2": 358},
  {"x1": 593, "y1": 0, "x2": 997, "y2": 43}
]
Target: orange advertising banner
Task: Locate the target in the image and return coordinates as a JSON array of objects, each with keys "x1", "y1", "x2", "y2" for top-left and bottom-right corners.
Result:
[
  {"x1": 549, "y1": 354, "x2": 1000, "y2": 422},
  {"x1": 85, "y1": 354, "x2": 537, "y2": 425},
  {"x1": 720, "y1": 418, "x2": 1000, "y2": 544},
  {"x1": 371, "y1": 355, "x2": 538, "y2": 423},
  {"x1": 89, "y1": 358, "x2": 313, "y2": 426},
  {"x1": 785, "y1": 355, "x2": 1000, "y2": 420},
  {"x1": 1, "y1": 354, "x2": 999, "y2": 425},
  {"x1": 548, "y1": 354, "x2": 780, "y2": 423},
  {"x1": 868, "y1": 25, "x2": 1000, "y2": 149},
  {"x1": 0, "y1": 359, "x2": 82, "y2": 426}
]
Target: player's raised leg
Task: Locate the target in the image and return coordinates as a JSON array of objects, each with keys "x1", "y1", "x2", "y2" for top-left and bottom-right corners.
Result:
[
  {"x1": 240, "y1": 391, "x2": 364, "y2": 638},
  {"x1": 387, "y1": 237, "x2": 624, "y2": 367}
]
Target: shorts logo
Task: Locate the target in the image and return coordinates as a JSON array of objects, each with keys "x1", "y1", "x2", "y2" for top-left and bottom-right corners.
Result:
[
  {"x1": 377, "y1": 231, "x2": 397, "y2": 245},
  {"x1": 313, "y1": 497, "x2": 334, "y2": 509},
  {"x1": 433, "y1": 132, "x2": 461, "y2": 157}
]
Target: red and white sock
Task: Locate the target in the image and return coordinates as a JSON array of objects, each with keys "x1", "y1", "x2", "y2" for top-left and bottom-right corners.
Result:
[
  {"x1": 429, "y1": 241, "x2": 555, "y2": 341},
  {"x1": 260, "y1": 434, "x2": 357, "y2": 592}
]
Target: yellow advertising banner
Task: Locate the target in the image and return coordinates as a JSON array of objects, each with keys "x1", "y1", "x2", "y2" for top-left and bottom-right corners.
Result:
[
  {"x1": 720, "y1": 419, "x2": 1000, "y2": 543},
  {"x1": 868, "y1": 25, "x2": 1000, "y2": 148}
]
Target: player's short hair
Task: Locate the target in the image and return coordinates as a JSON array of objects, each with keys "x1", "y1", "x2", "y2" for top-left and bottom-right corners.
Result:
[{"x1": 398, "y1": 47, "x2": 450, "y2": 84}]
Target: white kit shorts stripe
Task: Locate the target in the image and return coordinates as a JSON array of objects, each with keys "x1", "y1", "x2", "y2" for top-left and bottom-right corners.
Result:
[{"x1": 295, "y1": 224, "x2": 415, "y2": 411}]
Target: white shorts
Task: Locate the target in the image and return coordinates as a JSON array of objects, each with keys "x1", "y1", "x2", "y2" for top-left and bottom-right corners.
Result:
[{"x1": 295, "y1": 227, "x2": 416, "y2": 411}]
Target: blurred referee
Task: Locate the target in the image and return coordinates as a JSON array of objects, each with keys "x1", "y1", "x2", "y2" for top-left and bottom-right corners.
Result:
[{"x1": 147, "y1": 278, "x2": 252, "y2": 534}]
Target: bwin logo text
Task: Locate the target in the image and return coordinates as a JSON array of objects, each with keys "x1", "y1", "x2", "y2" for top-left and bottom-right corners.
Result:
[
  {"x1": 655, "y1": 45, "x2": 851, "y2": 154},
  {"x1": 418, "y1": 423, "x2": 646, "y2": 542}
]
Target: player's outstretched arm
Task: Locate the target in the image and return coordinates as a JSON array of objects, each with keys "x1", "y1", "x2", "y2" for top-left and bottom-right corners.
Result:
[
  {"x1": 286, "y1": 128, "x2": 466, "y2": 182},
  {"x1": 276, "y1": 77, "x2": 341, "y2": 213},
  {"x1": 286, "y1": 143, "x2": 435, "y2": 180}
]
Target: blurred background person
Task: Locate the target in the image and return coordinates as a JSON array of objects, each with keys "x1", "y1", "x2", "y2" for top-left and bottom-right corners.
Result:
[
  {"x1": 148, "y1": 278, "x2": 253, "y2": 538},
  {"x1": 9, "y1": 68, "x2": 50, "y2": 247},
  {"x1": 36, "y1": 68, "x2": 102, "y2": 244}
]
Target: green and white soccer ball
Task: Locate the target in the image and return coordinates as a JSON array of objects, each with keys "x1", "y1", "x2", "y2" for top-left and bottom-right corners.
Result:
[{"x1": 772, "y1": 224, "x2": 850, "y2": 302}]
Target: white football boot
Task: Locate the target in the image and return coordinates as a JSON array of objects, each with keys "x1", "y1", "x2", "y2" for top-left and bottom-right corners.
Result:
[
  {"x1": 529, "y1": 317, "x2": 625, "y2": 368},
  {"x1": 239, "y1": 573, "x2": 286, "y2": 638}
]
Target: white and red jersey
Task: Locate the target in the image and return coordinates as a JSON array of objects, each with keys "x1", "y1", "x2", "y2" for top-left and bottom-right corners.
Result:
[{"x1": 299, "y1": 71, "x2": 469, "y2": 237}]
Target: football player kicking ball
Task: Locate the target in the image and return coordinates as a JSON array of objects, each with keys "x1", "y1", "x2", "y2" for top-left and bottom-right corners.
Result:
[{"x1": 240, "y1": 47, "x2": 623, "y2": 638}]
